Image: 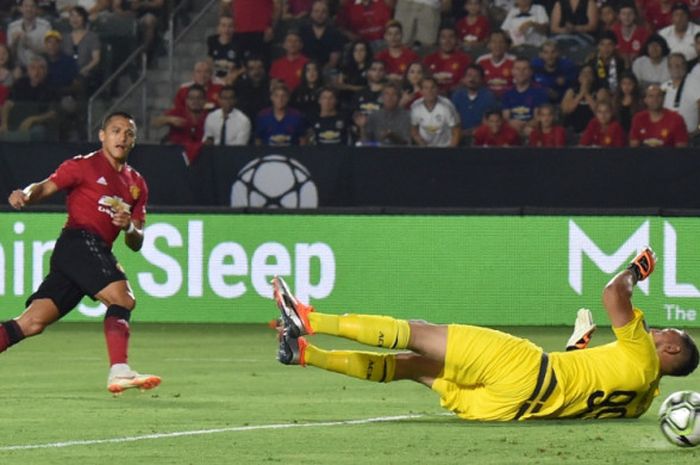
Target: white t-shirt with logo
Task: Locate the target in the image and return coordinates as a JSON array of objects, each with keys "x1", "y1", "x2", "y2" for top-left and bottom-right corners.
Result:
[{"x1": 410, "y1": 96, "x2": 460, "y2": 147}]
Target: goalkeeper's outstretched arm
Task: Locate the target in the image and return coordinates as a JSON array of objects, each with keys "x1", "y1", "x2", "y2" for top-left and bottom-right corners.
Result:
[{"x1": 603, "y1": 247, "x2": 656, "y2": 328}]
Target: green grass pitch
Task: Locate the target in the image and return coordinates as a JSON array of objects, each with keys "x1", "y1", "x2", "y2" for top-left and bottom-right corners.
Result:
[{"x1": 0, "y1": 323, "x2": 698, "y2": 465}]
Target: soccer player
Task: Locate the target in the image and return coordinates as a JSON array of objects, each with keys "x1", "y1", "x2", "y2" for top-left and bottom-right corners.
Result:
[
  {"x1": 4, "y1": 111, "x2": 161, "y2": 394},
  {"x1": 274, "y1": 247, "x2": 699, "y2": 421}
]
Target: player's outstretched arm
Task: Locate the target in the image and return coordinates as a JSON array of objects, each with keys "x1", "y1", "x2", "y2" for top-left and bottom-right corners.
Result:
[
  {"x1": 7, "y1": 179, "x2": 59, "y2": 209},
  {"x1": 602, "y1": 247, "x2": 656, "y2": 328}
]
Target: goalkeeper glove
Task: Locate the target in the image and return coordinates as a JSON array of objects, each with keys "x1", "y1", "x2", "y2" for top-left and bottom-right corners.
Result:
[{"x1": 627, "y1": 247, "x2": 656, "y2": 282}]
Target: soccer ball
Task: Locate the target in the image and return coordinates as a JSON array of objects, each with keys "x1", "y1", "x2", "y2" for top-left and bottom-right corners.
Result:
[
  {"x1": 230, "y1": 155, "x2": 318, "y2": 208},
  {"x1": 658, "y1": 390, "x2": 700, "y2": 447}
]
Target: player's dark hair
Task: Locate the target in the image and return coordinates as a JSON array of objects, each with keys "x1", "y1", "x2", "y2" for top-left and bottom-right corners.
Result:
[
  {"x1": 673, "y1": 333, "x2": 699, "y2": 377},
  {"x1": 101, "y1": 111, "x2": 134, "y2": 129}
]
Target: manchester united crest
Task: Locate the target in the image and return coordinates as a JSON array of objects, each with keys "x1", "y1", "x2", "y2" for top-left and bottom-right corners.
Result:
[{"x1": 130, "y1": 185, "x2": 140, "y2": 200}]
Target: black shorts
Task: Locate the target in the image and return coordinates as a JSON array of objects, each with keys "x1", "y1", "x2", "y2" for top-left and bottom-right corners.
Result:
[{"x1": 26, "y1": 228, "x2": 127, "y2": 316}]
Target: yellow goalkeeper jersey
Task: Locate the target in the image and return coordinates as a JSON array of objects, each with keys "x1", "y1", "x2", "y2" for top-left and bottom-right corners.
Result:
[{"x1": 547, "y1": 309, "x2": 661, "y2": 419}]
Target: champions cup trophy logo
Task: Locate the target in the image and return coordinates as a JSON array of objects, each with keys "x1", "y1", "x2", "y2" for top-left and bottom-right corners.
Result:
[{"x1": 230, "y1": 155, "x2": 319, "y2": 208}]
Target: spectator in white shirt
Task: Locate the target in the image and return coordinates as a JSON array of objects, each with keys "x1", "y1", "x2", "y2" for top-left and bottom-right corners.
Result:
[
  {"x1": 632, "y1": 34, "x2": 672, "y2": 88},
  {"x1": 7, "y1": 0, "x2": 51, "y2": 71},
  {"x1": 659, "y1": 2, "x2": 700, "y2": 61},
  {"x1": 203, "y1": 86, "x2": 251, "y2": 146},
  {"x1": 501, "y1": 0, "x2": 549, "y2": 48},
  {"x1": 661, "y1": 52, "x2": 700, "y2": 134},
  {"x1": 410, "y1": 76, "x2": 460, "y2": 147}
]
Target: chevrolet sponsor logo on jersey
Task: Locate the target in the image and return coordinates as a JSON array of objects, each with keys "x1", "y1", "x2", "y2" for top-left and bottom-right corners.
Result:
[{"x1": 98, "y1": 195, "x2": 131, "y2": 216}]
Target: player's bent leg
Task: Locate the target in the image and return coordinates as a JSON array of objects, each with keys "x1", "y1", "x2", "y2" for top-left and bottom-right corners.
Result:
[
  {"x1": 0, "y1": 299, "x2": 61, "y2": 352},
  {"x1": 407, "y1": 321, "x2": 448, "y2": 363},
  {"x1": 95, "y1": 280, "x2": 136, "y2": 310},
  {"x1": 394, "y1": 352, "x2": 444, "y2": 388},
  {"x1": 14, "y1": 298, "x2": 61, "y2": 337}
]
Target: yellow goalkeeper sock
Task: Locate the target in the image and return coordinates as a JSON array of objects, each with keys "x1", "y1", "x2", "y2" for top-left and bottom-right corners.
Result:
[
  {"x1": 308, "y1": 313, "x2": 411, "y2": 349},
  {"x1": 304, "y1": 344, "x2": 396, "y2": 383}
]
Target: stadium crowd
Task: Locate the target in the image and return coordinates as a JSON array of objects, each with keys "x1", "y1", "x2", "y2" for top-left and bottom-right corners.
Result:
[{"x1": 1, "y1": 0, "x2": 699, "y2": 148}]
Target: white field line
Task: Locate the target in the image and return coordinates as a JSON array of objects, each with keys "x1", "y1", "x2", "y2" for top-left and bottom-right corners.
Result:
[{"x1": 0, "y1": 414, "x2": 430, "y2": 451}]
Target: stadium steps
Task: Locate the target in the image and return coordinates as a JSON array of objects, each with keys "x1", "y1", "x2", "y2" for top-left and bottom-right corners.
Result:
[{"x1": 141, "y1": 0, "x2": 220, "y2": 143}]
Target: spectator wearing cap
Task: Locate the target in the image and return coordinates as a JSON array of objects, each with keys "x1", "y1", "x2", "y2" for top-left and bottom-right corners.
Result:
[
  {"x1": 632, "y1": 34, "x2": 671, "y2": 87},
  {"x1": 43, "y1": 30, "x2": 79, "y2": 95},
  {"x1": 659, "y1": 2, "x2": 700, "y2": 60},
  {"x1": 7, "y1": 0, "x2": 51, "y2": 71}
]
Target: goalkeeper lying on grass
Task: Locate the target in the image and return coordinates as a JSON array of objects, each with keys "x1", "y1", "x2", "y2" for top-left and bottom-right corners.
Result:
[{"x1": 273, "y1": 247, "x2": 698, "y2": 421}]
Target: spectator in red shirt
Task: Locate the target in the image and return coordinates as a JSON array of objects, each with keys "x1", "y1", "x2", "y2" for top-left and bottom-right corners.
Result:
[
  {"x1": 174, "y1": 60, "x2": 222, "y2": 112},
  {"x1": 376, "y1": 20, "x2": 420, "y2": 81},
  {"x1": 337, "y1": 0, "x2": 393, "y2": 44},
  {"x1": 645, "y1": 0, "x2": 677, "y2": 31},
  {"x1": 629, "y1": 84, "x2": 689, "y2": 147},
  {"x1": 227, "y1": 0, "x2": 276, "y2": 59},
  {"x1": 528, "y1": 103, "x2": 567, "y2": 147},
  {"x1": 456, "y1": 0, "x2": 491, "y2": 49},
  {"x1": 153, "y1": 84, "x2": 208, "y2": 147},
  {"x1": 579, "y1": 100, "x2": 626, "y2": 147},
  {"x1": 424, "y1": 26, "x2": 472, "y2": 93},
  {"x1": 472, "y1": 109, "x2": 522, "y2": 146},
  {"x1": 270, "y1": 30, "x2": 310, "y2": 91},
  {"x1": 476, "y1": 30, "x2": 516, "y2": 97},
  {"x1": 613, "y1": 2, "x2": 651, "y2": 67}
]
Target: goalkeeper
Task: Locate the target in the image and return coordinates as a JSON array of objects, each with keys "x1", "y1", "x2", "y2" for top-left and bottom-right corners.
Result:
[{"x1": 273, "y1": 247, "x2": 698, "y2": 421}]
